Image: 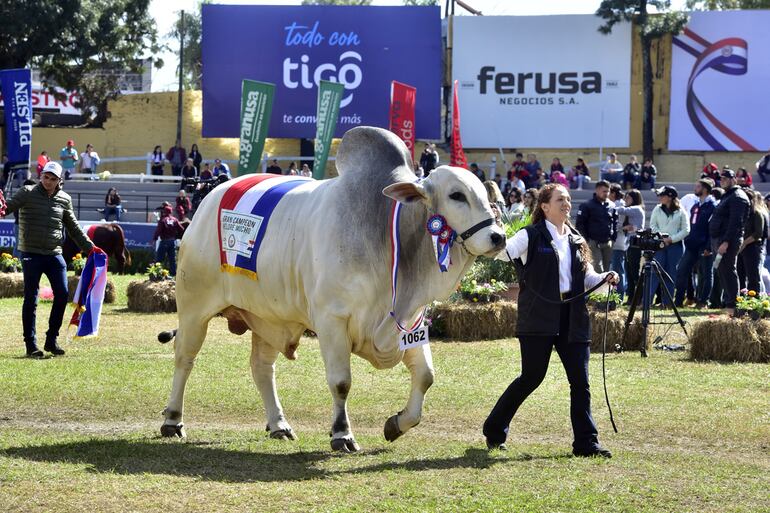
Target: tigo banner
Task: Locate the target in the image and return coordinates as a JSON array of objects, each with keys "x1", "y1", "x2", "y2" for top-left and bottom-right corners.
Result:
[
  {"x1": 313, "y1": 80, "x2": 344, "y2": 179},
  {"x1": 239, "y1": 80, "x2": 275, "y2": 174},
  {"x1": 452, "y1": 15, "x2": 631, "y2": 149},
  {"x1": 202, "y1": 5, "x2": 441, "y2": 139},
  {"x1": 389, "y1": 81, "x2": 416, "y2": 162},
  {"x1": 669, "y1": 11, "x2": 769, "y2": 151},
  {"x1": 0, "y1": 68, "x2": 33, "y2": 163}
]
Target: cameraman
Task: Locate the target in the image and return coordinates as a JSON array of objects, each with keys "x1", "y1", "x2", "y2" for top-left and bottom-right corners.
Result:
[
  {"x1": 674, "y1": 179, "x2": 716, "y2": 308},
  {"x1": 576, "y1": 180, "x2": 614, "y2": 272},
  {"x1": 709, "y1": 169, "x2": 750, "y2": 315}
]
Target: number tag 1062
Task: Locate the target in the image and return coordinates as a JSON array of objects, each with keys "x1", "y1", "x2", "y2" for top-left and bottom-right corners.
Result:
[{"x1": 398, "y1": 325, "x2": 430, "y2": 351}]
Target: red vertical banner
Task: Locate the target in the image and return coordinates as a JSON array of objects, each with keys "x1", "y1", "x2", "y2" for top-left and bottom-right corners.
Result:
[
  {"x1": 389, "y1": 81, "x2": 417, "y2": 162},
  {"x1": 450, "y1": 80, "x2": 468, "y2": 169}
]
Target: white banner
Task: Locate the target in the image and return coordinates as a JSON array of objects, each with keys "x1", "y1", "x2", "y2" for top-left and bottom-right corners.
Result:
[
  {"x1": 669, "y1": 11, "x2": 769, "y2": 152},
  {"x1": 452, "y1": 15, "x2": 631, "y2": 149}
]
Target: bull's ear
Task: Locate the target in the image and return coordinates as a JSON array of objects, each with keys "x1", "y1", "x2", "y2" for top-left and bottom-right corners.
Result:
[{"x1": 382, "y1": 182, "x2": 429, "y2": 203}]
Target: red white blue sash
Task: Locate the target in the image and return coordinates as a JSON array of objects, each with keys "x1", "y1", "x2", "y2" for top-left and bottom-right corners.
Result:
[
  {"x1": 389, "y1": 201, "x2": 427, "y2": 333},
  {"x1": 218, "y1": 174, "x2": 313, "y2": 279},
  {"x1": 69, "y1": 248, "x2": 108, "y2": 338}
]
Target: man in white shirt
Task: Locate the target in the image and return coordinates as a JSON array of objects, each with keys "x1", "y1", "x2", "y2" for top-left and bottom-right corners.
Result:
[
  {"x1": 79, "y1": 144, "x2": 100, "y2": 178},
  {"x1": 600, "y1": 153, "x2": 623, "y2": 184}
]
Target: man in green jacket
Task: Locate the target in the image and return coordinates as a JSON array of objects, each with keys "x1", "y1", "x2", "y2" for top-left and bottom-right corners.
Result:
[{"x1": 0, "y1": 162, "x2": 95, "y2": 358}]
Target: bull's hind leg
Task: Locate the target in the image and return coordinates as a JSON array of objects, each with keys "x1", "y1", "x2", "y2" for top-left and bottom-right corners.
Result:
[
  {"x1": 161, "y1": 316, "x2": 209, "y2": 438},
  {"x1": 250, "y1": 334, "x2": 296, "y2": 440},
  {"x1": 317, "y1": 317, "x2": 359, "y2": 453},
  {"x1": 384, "y1": 343, "x2": 435, "y2": 442}
]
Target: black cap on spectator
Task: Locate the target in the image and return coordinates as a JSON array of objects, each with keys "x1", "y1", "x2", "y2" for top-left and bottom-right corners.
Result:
[
  {"x1": 655, "y1": 185, "x2": 678, "y2": 198},
  {"x1": 720, "y1": 168, "x2": 736, "y2": 179}
]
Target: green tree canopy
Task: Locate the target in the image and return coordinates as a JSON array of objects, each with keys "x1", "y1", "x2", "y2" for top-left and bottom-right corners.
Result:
[
  {"x1": 301, "y1": 0, "x2": 373, "y2": 5},
  {"x1": 686, "y1": 0, "x2": 770, "y2": 8},
  {"x1": 167, "y1": 5, "x2": 205, "y2": 91},
  {"x1": 0, "y1": 0, "x2": 161, "y2": 126}
]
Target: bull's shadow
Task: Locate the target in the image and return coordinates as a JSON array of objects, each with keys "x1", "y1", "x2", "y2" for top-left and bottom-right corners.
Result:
[{"x1": 1, "y1": 439, "x2": 530, "y2": 483}]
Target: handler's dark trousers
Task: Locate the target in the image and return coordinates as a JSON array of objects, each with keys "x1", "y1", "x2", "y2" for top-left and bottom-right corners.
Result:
[
  {"x1": 483, "y1": 305, "x2": 599, "y2": 452},
  {"x1": 156, "y1": 239, "x2": 177, "y2": 276},
  {"x1": 714, "y1": 239, "x2": 740, "y2": 309},
  {"x1": 738, "y1": 242, "x2": 763, "y2": 293},
  {"x1": 21, "y1": 253, "x2": 68, "y2": 351}
]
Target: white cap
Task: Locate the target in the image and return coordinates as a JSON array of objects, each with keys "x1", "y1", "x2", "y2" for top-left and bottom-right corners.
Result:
[{"x1": 42, "y1": 161, "x2": 63, "y2": 179}]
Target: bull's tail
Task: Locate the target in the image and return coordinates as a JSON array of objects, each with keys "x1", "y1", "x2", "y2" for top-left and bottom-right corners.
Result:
[{"x1": 158, "y1": 329, "x2": 177, "y2": 344}]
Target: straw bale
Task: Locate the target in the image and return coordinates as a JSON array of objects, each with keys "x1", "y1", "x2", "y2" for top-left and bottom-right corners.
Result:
[
  {"x1": 589, "y1": 310, "x2": 648, "y2": 353},
  {"x1": 0, "y1": 272, "x2": 25, "y2": 298},
  {"x1": 430, "y1": 301, "x2": 518, "y2": 341},
  {"x1": 690, "y1": 319, "x2": 770, "y2": 363},
  {"x1": 68, "y1": 276, "x2": 116, "y2": 304},
  {"x1": 127, "y1": 280, "x2": 177, "y2": 313}
]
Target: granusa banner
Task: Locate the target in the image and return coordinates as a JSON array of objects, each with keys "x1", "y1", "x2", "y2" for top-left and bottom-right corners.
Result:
[
  {"x1": 238, "y1": 80, "x2": 275, "y2": 174},
  {"x1": 0, "y1": 68, "x2": 33, "y2": 164},
  {"x1": 669, "y1": 10, "x2": 769, "y2": 151},
  {"x1": 313, "y1": 80, "x2": 344, "y2": 179},
  {"x1": 389, "y1": 81, "x2": 416, "y2": 162},
  {"x1": 202, "y1": 5, "x2": 441, "y2": 139},
  {"x1": 452, "y1": 15, "x2": 631, "y2": 149}
]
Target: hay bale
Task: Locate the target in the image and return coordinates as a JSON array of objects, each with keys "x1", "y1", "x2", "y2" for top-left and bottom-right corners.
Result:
[
  {"x1": 67, "y1": 276, "x2": 116, "y2": 304},
  {"x1": 590, "y1": 310, "x2": 648, "y2": 353},
  {"x1": 690, "y1": 319, "x2": 770, "y2": 363},
  {"x1": 0, "y1": 272, "x2": 25, "y2": 297},
  {"x1": 431, "y1": 301, "x2": 518, "y2": 341},
  {"x1": 126, "y1": 280, "x2": 177, "y2": 313}
]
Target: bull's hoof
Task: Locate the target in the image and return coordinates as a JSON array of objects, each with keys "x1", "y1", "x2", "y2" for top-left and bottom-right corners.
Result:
[
  {"x1": 330, "y1": 436, "x2": 360, "y2": 453},
  {"x1": 269, "y1": 428, "x2": 297, "y2": 441},
  {"x1": 160, "y1": 423, "x2": 186, "y2": 438},
  {"x1": 384, "y1": 414, "x2": 403, "y2": 442}
]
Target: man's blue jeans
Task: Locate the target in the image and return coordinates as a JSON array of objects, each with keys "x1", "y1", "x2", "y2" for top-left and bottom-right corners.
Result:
[
  {"x1": 674, "y1": 247, "x2": 714, "y2": 306},
  {"x1": 21, "y1": 253, "x2": 68, "y2": 351},
  {"x1": 611, "y1": 249, "x2": 626, "y2": 298},
  {"x1": 156, "y1": 240, "x2": 177, "y2": 276}
]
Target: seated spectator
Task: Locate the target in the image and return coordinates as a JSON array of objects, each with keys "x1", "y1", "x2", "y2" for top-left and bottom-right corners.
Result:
[
  {"x1": 550, "y1": 168, "x2": 569, "y2": 187},
  {"x1": 510, "y1": 173, "x2": 526, "y2": 194},
  {"x1": 505, "y1": 188, "x2": 526, "y2": 220},
  {"x1": 199, "y1": 162, "x2": 213, "y2": 180},
  {"x1": 736, "y1": 167, "x2": 753, "y2": 187},
  {"x1": 549, "y1": 157, "x2": 564, "y2": 180},
  {"x1": 180, "y1": 158, "x2": 197, "y2": 179},
  {"x1": 622, "y1": 155, "x2": 641, "y2": 190},
  {"x1": 36, "y1": 151, "x2": 50, "y2": 179},
  {"x1": 638, "y1": 158, "x2": 657, "y2": 190},
  {"x1": 213, "y1": 159, "x2": 231, "y2": 179},
  {"x1": 600, "y1": 153, "x2": 623, "y2": 183},
  {"x1": 175, "y1": 189, "x2": 192, "y2": 221},
  {"x1": 104, "y1": 187, "x2": 123, "y2": 222},
  {"x1": 570, "y1": 158, "x2": 591, "y2": 190},
  {"x1": 509, "y1": 153, "x2": 527, "y2": 184},
  {"x1": 524, "y1": 153, "x2": 541, "y2": 185},
  {"x1": 530, "y1": 168, "x2": 547, "y2": 189},
  {"x1": 287, "y1": 162, "x2": 298, "y2": 175},
  {"x1": 300, "y1": 163, "x2": 312, "y2": 177}
]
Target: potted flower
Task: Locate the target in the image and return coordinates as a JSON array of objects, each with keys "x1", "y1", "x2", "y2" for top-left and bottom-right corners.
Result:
[
  {"x1": 71, "y1": 253, "x2": 86, "y2": 276},
  {"x1": 736, "y1": 290, "x2": 769, "y2": 320},
  {"x1": 459, "y1": 277, "x2": 508, "y2": 303},
  {"x1": 588, "y1": 290, "x2": 622, "y2": 312},
  {"x1": 146, "y1": 262, "x2": 171, "y2": 282},
  {"x1": 0, "y1": 252, "x2": 21, "y2": 273}
]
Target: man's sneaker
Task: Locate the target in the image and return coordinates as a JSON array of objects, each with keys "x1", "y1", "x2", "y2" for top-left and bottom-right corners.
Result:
[
  {"x1": 485, "y1": 439, "x2": 507, "y2": 451},
  {"x1": 573, "y1": 446, "x2": 612, "y2": 459},
  {"x1": 43, "y1": 343, "x2": 65, "y2": 356},
  {"x1": 26, "y1": 348, "x2": 44, "y2": 359}
]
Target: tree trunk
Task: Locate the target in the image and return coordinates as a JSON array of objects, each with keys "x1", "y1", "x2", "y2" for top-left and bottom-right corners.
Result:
[{"x1": 642, "y1": 35, "x2": 654, "y2": 161}]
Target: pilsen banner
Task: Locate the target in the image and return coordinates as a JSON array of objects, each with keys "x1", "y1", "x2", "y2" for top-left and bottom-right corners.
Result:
[
  {"x1": 450, "y1": 80, "x2": 468, "y2": 169},
  {"x1": 238, "y1": 80, "x2": 275, "y2": 174},
  {"x1": 0, "y1": 69, "x2": 33, "y2": 164},
  {"x1": 313, "y1": 80, "x2": 344, "y2": 179},
  {"x1": 389, "y1": 81, "x2": 416, "y2": 161}
]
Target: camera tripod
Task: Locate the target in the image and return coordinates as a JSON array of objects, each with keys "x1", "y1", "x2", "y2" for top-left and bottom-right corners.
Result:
[{"x1": 622, "y1": 250, "x2": 688, "y2": 357}]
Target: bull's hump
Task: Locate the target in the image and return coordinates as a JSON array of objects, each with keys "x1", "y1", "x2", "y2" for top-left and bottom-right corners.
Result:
[{"x1": 335, "y1": 127, "x2": 411, "y2": 179}]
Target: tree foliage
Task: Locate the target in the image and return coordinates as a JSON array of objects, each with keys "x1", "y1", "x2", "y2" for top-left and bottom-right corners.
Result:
[
  {"x1": 402, "y1": 0, "x2": 440, "y2": 5},
  {"x1": 686, "y1": 0, "x2": 770, "y2": 8},
  {"x1": 301, "y1": 0, "x2": 373, "y2": 5},
  {"x1": 167, "y1": 4, "x2": 205, "y2": 91},
  {"x1": 0, "y1": 0, "x2": 160, "y2": 126}
]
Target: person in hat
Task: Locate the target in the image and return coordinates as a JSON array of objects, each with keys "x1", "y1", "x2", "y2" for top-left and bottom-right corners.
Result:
[
  {"x1": 708, "y1": 169, "x2": 750, "y2": 315},
  {"x1": 153, "y1": 203, "x2": 185, "y2": 277},
  {"x1": 0, "y1": 161, "x2": 95, "y2": 358},
  {"x1": 674, "y1": 179, "x2": 716, "y2": 308},
  {"x1": 59, "y1": 139, "x2": 78, "y2": 180},
  {"x1": 647, "y1": 185, "x2": 689, "y2": 307}
]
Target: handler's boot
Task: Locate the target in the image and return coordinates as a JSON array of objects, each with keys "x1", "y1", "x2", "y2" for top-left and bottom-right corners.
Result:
[
  {"x1": 25, "y1": 343, "x2": 44, "y2": 359},
  {"x1": 44, "y1": 339, "x2": 66, "y2": 356}
]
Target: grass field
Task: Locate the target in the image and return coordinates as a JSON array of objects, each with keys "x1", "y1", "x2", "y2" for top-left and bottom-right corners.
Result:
[{"x1": 0, "y1": 274, "x2": 768, "y2": 512}]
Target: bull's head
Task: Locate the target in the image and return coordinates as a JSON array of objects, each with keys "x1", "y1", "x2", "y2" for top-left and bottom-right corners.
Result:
[{"x1": 382, "y1": 165, "x2": 506, "y2": 257}]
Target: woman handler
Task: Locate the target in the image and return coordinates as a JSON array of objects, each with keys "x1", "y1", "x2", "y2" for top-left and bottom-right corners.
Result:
[{"x1": 483, "y1": 184, "x2": 618, "y2": 458}]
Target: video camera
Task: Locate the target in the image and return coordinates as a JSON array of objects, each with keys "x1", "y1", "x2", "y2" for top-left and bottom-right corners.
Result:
[{"x1": 629, "y1": 228, "x2": 668, "y2": 252}]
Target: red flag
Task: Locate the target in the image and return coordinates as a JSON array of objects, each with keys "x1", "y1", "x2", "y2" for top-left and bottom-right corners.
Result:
[
  {"x1": 450, "y1": 80, "x2": 468, "y2": 169},
  {"x1": 389, "y1": 81, "x2": 417, "y2": 162}
]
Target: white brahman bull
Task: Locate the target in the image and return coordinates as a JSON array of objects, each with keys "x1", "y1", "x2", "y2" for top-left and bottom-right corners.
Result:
[{"x1": 158, "y1": 126, "x2": 505, "y2": 452}]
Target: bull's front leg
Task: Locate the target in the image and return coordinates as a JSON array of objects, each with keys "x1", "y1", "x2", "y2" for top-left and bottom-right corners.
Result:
[
  {"x1": 318, "y1": 317, "x2": 359, "y2": 453},
  {"x1": 384, "y1": 343, "x2": 435, "y2": 442}
]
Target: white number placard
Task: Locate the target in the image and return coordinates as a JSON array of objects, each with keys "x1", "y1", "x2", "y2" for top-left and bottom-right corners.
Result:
[{"x1": 398, "y1": 326, "x2": 430, "y2": 352}]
